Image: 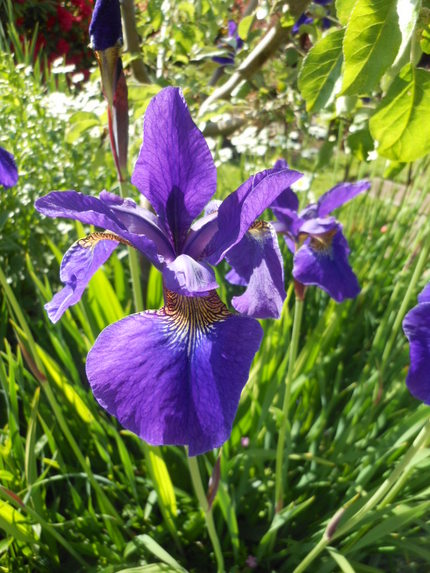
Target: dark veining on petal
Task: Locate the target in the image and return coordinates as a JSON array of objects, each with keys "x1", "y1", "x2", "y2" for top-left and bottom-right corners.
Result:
[
  {"x1": 159, "y1": 289, "x2": 231, "y2": 354},
  {"x1": 78, "y1": 231, "x2": 132, "y2": 249}
]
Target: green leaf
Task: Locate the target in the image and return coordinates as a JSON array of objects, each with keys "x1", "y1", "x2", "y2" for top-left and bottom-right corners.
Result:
[
  {"x1": 131, "y1": 535, "x2": 187, "y2": 572},
  {"x1": 421, "y1": 22, "x2": 430, "y2": 54},
  {"x1": 65, "y1": 112, "x2": 101, "y2": 144},
  {"x1": 347, "y1": 502, "x2": 430, "y2": 553},
  {"x1": 393, "y1": 0, "x2": 421, "y2": 66},
  {"x1": 327, "y1": 548, "x2": 356, "y2": 573},
  {"x1": 336, "y1": 0, "x2": 358, "y2": 25},
  {"x1": 116, "y1": 566, "x2": 177, "y2": 573},
  {"x1": 341, "y1": 0, "x2": 402, "y2": 95},
  {"x1": 298, "y1": 29, "x2": 344, "y2": 112},
  {"x1": 0, "y1": 500, "x2": 34, "y2": 544},
  {"x1": 369, "y1": 64, "x2": 430, "y2": 161},
  {"x1": 347, "y1": 127, "x2": 374, "y2": 161},
  {"x1": 238, "y1": 14, "x2": 254, "y2": 40}
]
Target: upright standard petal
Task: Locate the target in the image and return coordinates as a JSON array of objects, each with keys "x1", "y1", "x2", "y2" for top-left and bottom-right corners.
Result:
[
  {"x1": 46, "y1": 234, "x2": 119, "y2": 323},
  {"x1": 293, "y1": 227, "x2": 360, "y2": 302},
  {"x1": 208, "y1": 167, "x2": 302, "y2": 264},
  {"x1": 86, "y1": 291, "x2": 263, "y2": 456},
  {"x1": 35, "y1": 191, "x2": 163, "y2": 266},
  {"x1": 89, "y1": 0, "x2": 122, "y2": 50},
  {"x1": 0, "y1": 146, "x2": 18, "y2": 188},
  {"x1": 317, "y1": 181, "x2": 370, "y2": 217},
  {"x1": 403, "y1": 300, "x2": 430, "y2": 403},
  {"x1": 131, "y1": 87, "x2": 217, "y2": 247},
  {"x1": 226, "y1": 222, "x2": 286, "y2": 319}
]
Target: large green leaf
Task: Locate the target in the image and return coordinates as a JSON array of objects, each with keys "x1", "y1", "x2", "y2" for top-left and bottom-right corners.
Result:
[
  {"x1": 335, "y1": 0, "x2": 358, "y2": 25},
  {"x1": 393, "y1": 0, "x2": 421, "y2": 66},
  {"x1": 369, "y1": 64, "x2": 430, "y2": 161},
  {"x1": 298, "y1": 29, "x2": 344, "y2": 112},
  {"x1": 341, "y1": 0, "x2": 402, "y2": 95}
]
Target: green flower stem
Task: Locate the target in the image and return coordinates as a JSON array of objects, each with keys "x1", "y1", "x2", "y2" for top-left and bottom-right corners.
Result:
[
  {"x1": 275, "y1": 297, "x2": 304, "y2": 511},
  {"x1": 188, "y1": 456, "x2": 225, "y2": 573},
  {"x1": 293, "y1": 417, "x2": 430, "y2": 573},
  {"x1": 118, "y1": 180, "x2": 144, "y2": 313}
]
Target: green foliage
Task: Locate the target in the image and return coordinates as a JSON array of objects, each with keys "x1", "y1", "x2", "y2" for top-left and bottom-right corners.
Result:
[
  {"x1": 369, "y1": 64, "x2": 430, "y2": 161},
  {"x1": 341, "y1": 0, "x2": 402, "y2": 95},
  {"x1": 298, "y1": 29, "x2": 344, "y2": 112}
]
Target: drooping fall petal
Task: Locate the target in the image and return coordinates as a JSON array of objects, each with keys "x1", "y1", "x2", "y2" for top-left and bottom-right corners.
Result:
[{"x1": 86, "y1": 291, "x2": 263, "y2": 455}]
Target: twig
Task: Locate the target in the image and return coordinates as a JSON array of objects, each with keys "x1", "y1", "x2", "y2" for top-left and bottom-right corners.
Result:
[
  {"x1": 202, "y1": 115, "x2": 247, "y2": 137},
  {"x1": 199, "y1": 2, "x2": 311, "y2": 116},
  {"x1": 121, "y1": 0, "x2": 150, "y2": 83},
  {"x1": 199, "y1": 18, "x2": 287, "y2": 116}
]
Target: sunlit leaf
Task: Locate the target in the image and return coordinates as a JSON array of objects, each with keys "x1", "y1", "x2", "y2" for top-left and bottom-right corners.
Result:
[
  {"x1": 298, "y1": 29, "x2": 344, "y2": 112},
  {"x1": 369, "y1": 64, "x2": 430, "y2": 161},
  {"x1": 341, "y1": 0, "x2": 401, "y2": 95}
]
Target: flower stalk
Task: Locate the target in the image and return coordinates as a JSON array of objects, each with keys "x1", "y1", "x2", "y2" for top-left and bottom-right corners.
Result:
[
  {"x1": 188, "y1": 456, "x2": 225, "y2": 573},
  {"x1": 275, "y1": 295, "x2": 304, "y2": 511}
]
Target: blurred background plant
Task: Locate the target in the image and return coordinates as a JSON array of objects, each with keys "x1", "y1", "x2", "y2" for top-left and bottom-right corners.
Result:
[{"x1": 1, "y1": 0, "x2": 430, "y2": 571}]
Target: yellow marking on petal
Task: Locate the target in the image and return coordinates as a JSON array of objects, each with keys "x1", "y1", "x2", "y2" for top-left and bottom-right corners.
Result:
[
  {"x1": 159, "y1": 290, "x2": 231, "y2": 354},
  {"x1": 248, "y1": 220, "x2": 269, "y2": 236},
  {"x1": 78, "y1": 231, "x2": 131, "y2": 249},
  {"x1": 309, "y1": 228, "x2": 337, "y2": 252}
]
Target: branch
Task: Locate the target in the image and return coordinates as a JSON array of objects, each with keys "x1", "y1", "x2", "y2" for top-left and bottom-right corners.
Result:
[
  {"x1": 199, "y1": 1, "x2": 312, "y2": 116},
  {"x1": 199, "y1": 18, "x2": 288, "y2": 116},
  {"x1": 202, "y1": 115, "x2": 247, "y2": 137},
  {"x1": 121, "y1": 0, "x2": 150, "y2": 84}
]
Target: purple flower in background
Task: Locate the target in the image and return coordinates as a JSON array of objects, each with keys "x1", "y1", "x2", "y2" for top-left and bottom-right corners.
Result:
[
  {"x1": 292, "y1": 13, "x2": 314, "y2": 35},
  {"x1": 213, "y1": 20, "x2": 244, "y2": 66},
  {"x1": 292, "y1": 0, "x2": 332, "y2": 35},
  {"x1": 403, "y1": 283, "x2": 430, "y2": 403},
  {"x1": 0, "y1": 146, "x2": 18, "y2": 188},
  {"x1": 272, "y1": 159, "x2": 369, "y2": 302},
  {"x1": 35, "y1": 87, "x2": 301, "y2": 455}
]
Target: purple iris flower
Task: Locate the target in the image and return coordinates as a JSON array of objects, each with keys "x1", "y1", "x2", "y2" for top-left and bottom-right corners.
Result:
[
  {"x1": 403, "y1": 283, "x2": 430, "y2": 403},
  {"x1": 212, "y1": 20, "x2": 244, "y2": 66},
  {"x1": 0, "y1": 146, "x2": 18, "y2": 189},
  {"x1": 292, "y1": 1, "x2": 332, "y2": 34},
  {"x1": 272, "y1": 159, "x2": 370, "y2": 302},
  {"x1": 292, "y1": 13, "x2": 314, "y2": 35},
  {"x1": 35, "y1": 88, "x2": 301, "y2": 455}
]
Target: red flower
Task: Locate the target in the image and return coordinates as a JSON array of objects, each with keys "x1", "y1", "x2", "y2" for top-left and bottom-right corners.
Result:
[
  {"x1": 57, "y1": 5, "x2": 74, "y2": 32},
  {"x1": 56, "y1": 38, "x2": 70, "y2": 55}
]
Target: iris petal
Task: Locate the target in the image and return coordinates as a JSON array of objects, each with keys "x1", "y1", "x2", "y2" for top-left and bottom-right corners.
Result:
[
  {"x1": 403, "y1": 301, "x2": 430, "y2": 403},
  {"x1": 46, "y1": 233, "x2": 119, "y2": 323},
  {"x1": 226, "y1": 222, "x2": 286, "y2": 318},
  {"x1": 0, "y1": 146, "x2": 18, "y2": 189},
  {"x1": 208, "y1": 167, "x2": 302, "y2": 264},
  {"x1": 35, "y1": 191, "x2": 163, "y2": 266},
  {"x1": 418, "y1": 283, "x2": 430, "y2": 304},
  {"x1": 131, "y1": 87, "x2": 217, "y2": 246},
  {"x1": 86, "y1": 291, "x2": 263, "y2": 455},
  {"x1": 293, "y1": 229, "x2": 360, "y2": 302},
  {"x1": 317, "y1": 181, "x2": 370, "y2": 217},
  {"x1": 163, "y1": 254, "x2": 218, "y2": 296}
]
